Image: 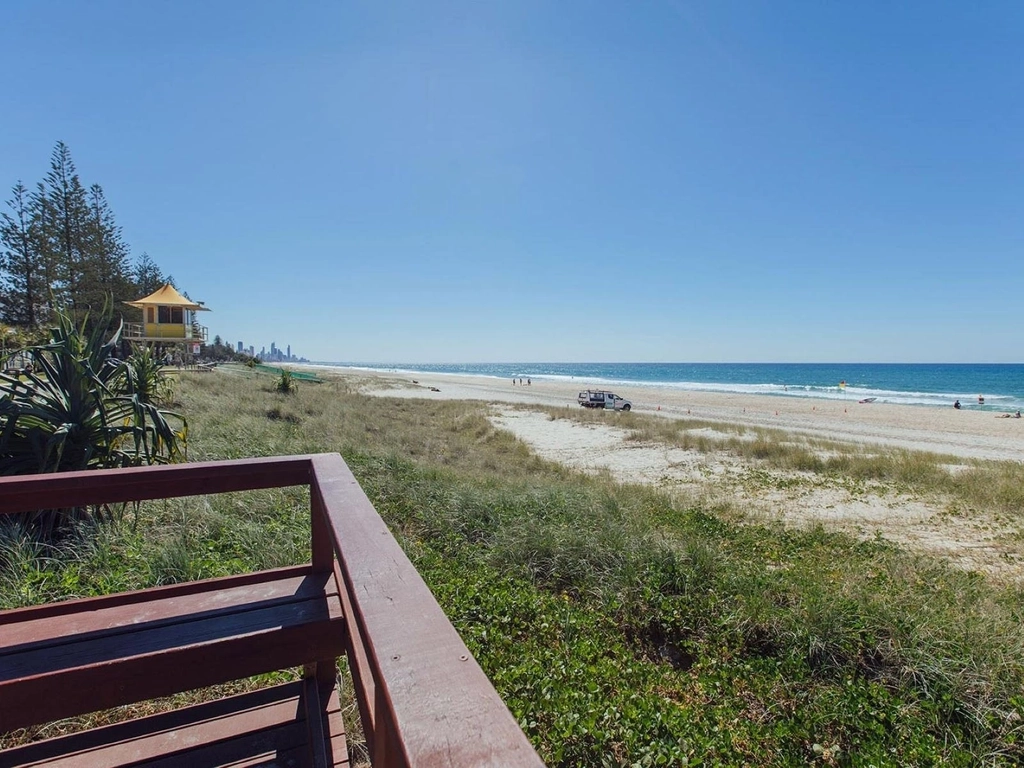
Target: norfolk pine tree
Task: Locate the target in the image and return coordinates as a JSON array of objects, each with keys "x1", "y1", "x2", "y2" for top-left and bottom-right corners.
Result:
[
  {"x1": 133, "y1": 252, "x2": 167, "y2": 295},
  {"x1": 0, "y1": 181, "x2": 42, "y2": 326},
  {"x1": 43, "y1": 141, "x2": 93, "y2": 319},
  {"x1": 0, "y1": 142, "x2": 173, "y2": 333}
]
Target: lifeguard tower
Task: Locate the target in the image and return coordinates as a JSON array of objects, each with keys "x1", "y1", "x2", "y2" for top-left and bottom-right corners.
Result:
[{"x1": 123, "y1": 283, "x2": 210, "y2": 363}]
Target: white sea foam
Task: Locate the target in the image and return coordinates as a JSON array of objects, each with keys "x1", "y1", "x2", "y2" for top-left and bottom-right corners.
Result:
[{"x1": 308, "y1": 363, "x2": 1024, "y2": 411}]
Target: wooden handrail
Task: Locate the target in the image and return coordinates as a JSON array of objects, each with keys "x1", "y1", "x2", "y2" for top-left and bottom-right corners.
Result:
[
  {"x1": 0, "y1": 455, "x2": 314, "y2": 514},
  {"x1": 0, "y1": 454, "x2": 544, "y2": 767},
  {"x1": 310, "y1": 454, "x2": 543, "y2": 767}
]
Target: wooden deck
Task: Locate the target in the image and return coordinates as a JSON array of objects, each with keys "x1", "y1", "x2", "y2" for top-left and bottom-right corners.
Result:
[{"x1": 0, "y1": 455, "x2": 544, "y2": 768}]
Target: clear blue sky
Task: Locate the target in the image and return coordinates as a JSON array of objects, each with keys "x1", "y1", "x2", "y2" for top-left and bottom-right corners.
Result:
[{"x1": 2, "y1": 1, "x2": 1022, "y2": 363}]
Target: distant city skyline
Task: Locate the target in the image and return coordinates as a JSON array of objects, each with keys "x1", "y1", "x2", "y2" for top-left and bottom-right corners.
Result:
[
  {"x1": 231, "y1": 339, "x2": 305, "y2": 364},
  {"x1": 2, "y1": 2, "x2": 1022, "y2": 362}
]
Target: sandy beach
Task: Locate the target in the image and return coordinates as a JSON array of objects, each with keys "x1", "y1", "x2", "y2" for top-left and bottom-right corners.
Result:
[
  {"x1": 291, "y1": 365, "x2": 1024, "y2": 580},
  {"x1": 314, "y1": 366, "x2": 1024, "y2": 463}
]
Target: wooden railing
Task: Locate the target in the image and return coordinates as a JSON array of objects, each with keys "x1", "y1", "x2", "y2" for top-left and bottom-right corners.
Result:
[
  {"x1": 123, "y1": 322, "x2": 209, "y2": 341},
  {"x1": 0, "y1": 454, "x2": 544, "y2": 767}
]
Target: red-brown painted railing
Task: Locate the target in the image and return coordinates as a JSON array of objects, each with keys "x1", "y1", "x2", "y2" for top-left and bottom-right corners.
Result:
[{"x1": 0, "y1": 454, "x2": 544, "y2": 768}]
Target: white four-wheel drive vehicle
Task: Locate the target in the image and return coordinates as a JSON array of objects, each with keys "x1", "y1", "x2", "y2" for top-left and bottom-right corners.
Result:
[{"x1": 578, "y1": 390, "x2": 632, "y2": 411}]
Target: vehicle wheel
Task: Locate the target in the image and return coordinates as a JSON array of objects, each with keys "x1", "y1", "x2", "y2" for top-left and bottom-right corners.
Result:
[{"x1": 622, "y1": 404, "x2": 631, "y2": 411}]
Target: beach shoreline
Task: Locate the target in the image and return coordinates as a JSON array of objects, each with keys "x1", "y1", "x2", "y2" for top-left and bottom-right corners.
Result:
[
  {"x1": 275, "y1": 362, "x2": 1024, "y2": 579},
  {"x1": 300, "y1": 364, "x2": 1024, "y2": 462}
]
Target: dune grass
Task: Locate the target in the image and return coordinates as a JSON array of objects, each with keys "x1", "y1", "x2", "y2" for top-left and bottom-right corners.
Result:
[
  {"x1": 3, "y1": 369, "x2": 1024, "y2": 765},
  {"x1": 546, "y1": 404, "x2": 1024, "y2": 522}
]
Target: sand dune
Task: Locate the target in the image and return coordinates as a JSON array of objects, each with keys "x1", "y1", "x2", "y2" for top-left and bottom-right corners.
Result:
[{"x1": 300, "y1": 366, "x2": 1024, "y2": 580}]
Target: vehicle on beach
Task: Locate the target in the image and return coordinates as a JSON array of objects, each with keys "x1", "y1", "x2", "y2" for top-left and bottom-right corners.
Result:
[{"x1": 578, "y1": 390, "x2": 632, "y2": 411}]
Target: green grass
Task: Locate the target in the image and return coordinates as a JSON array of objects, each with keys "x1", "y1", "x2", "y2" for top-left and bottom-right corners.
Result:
[{"x1": 3, "y1": 370, "x2": 1024, "y2": 765}]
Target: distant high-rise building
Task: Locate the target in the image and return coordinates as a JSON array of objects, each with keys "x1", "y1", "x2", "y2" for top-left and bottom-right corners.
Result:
[
  {"x1": 237, "y1": 341, "x2": 243, "y2": 353},
  {"x1": 287, "y1": 345, "x2": 291, "y2": 359}
]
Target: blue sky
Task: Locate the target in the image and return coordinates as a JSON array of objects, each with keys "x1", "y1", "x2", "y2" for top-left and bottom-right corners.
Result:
[{"x1": 2, "y1": 1, "x2": 1022, "y2": 363}]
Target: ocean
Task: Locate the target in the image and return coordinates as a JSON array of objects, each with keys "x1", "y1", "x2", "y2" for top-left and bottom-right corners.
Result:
[{"x1": 313, "y1": 362, "x2": 1024, "y2": 413}]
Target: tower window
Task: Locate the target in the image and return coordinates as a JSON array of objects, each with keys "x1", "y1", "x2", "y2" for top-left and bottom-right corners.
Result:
[{"x1": 158, "y1": 307, "x2": 184, "y2": 324}]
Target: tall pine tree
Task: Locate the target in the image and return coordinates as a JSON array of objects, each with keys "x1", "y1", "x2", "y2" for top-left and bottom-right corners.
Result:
[
  {"x1": 83, "y1": 183, "x2": 133, "y2": 329},
  {"x1": 0, "y1": 141, "x2": 173, "y2": 331},
  {"x1": 0, "y1": 182, "x2": 42, "y2": 326},
  {"x1": 133, "y1": 252, "x2": 167, "y2": 295},
  {"x1": 43, "y1": 141, "x2": 92, "y2": 319},
  {"x1": 32, "y1": 181, "x2": 60, "y2": 324}
]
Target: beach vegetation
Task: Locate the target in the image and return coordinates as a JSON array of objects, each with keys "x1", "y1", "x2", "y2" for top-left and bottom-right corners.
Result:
[
  {"x1": 549, "y1": 404, "x2": 1024, "y2": 522},
  {"x1": 275, "y1": 368, "x2": 295, "y2": 394},
  {"x1": 3, "y1": 370, "x2": 1023, "y2": 765},
  {"x1": 0, "y1": 307, "x2": 186, "y2": 538}
]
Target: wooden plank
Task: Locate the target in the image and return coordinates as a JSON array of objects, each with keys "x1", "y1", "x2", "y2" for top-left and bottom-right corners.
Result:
[
  {"x1": 216, "y1": 731, "x2": 350, "y2": 768},
  {"x1": 0, "y1": 683, "x2": 303, "y2": 765},
  {"x1": 0, "y1": 681, "x2": 341, "y2": 768},
  {"x1": 215, "y1": 732, "x2": 350, "y2": 768},
  {"x1": 1, "y1": 596, "x2": 346, "y2": 732},
  {"x1": 0, "y1": 567, "x2": 324, "y2": 645},
  {"x1": 0, "y1": 455, "x2": 319, "y2": 516},
  {"x1": 0, "y1": 565, "x2": 311, "y2": 627},
  {"x1": 136, "y1": 686, "x2": 349, "y2": 768},
  {"x1": 323, "y1": 714, "x2": 350, "y2": 767},
  {"x1": 332, "y1": 543, "x2": 376, "y2": 757},
  {"x1": 0, "y1": 683, "x2": 350, "y2": 768},
  {"x1": 318, "y1": 688, "x2": 350, "y2": 768},
  {"x1": 4, "y1": 586, "x2": 341, "y2": 678},
  {"x1": 135, "y1": 722, "x2": 309, "y2": 768},
  {"x1": 20, "y1": 713, "x2": 307, "y2": 768},
  {"x1": 303, "y1": 677, "x2": 329, "y2": 768},
  {"x1": 310, "y1": 454, "x2": 544, "y2": 767}
]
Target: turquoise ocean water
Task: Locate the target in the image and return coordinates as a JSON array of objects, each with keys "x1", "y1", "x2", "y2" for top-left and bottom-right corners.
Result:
[{"x1": 314, "y1": 362, "x2": 1024, "y2": 412}]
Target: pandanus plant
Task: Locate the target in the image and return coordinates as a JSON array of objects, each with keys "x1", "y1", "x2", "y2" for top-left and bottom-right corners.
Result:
[{"x1": 0, "y1": 307, "x2": 186, "y2": 537}]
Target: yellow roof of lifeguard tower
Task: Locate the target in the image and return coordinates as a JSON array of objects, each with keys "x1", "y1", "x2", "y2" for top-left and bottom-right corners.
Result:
[{"x1": 125, "y1": 283, "x2": 210, "y2": 311}]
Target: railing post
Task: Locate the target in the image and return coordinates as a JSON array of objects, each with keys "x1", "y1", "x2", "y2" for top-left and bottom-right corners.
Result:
[
  {"x1": 306, "y1": 471, "x2": 339, "y2": 754},
  {"x1": 334, "y1": 560, "x2": 378, "y2": 762},
  {"x1": 372, "y1": 685, "x2": 406, "y2": 768},
  {"x1": 310, "y1": 479, "x2": 333, "y2": 574}
]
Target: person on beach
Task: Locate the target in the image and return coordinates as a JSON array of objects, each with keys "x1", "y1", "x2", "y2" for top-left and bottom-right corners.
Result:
[{"x1": 954, "y1": 400, "x2": 961, "y2": 409}]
